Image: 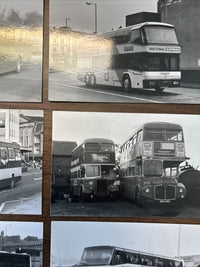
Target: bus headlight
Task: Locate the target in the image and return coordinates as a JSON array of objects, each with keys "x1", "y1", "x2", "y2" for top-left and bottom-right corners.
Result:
[
  {"x1": 143, "y1": 142, "x2": 153, "y2": 156},
  {"x1": 113, "y1": 180, "x2": 120, "y2": 186},
  {"x1": 89, "y1": 181, "x2": 94, "y2": 186}
]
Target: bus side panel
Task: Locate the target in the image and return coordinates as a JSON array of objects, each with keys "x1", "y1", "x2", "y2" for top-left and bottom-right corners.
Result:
[{"x1": 0, "y1": 167, "x2": 21, "y2": 188}]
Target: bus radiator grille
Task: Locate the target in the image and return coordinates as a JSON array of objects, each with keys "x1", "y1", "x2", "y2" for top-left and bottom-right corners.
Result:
[
  {"x1": 155, "y1": 185, "x2": 176, "y2": 200},
  {"x1": 97, "y1": 179, "x2": 107, "y2": 196}
]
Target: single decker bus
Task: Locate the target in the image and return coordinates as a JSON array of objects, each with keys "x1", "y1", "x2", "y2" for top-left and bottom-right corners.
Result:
[
  {"x1": 119, "y1": 122, "x2": 186, "y2": 206},
  {"x1": 77, "y1": 246, "x2": 184, "y2": 267},
  {"x1": 0, "y1": 251, "x2": 31, "y2": 267},
  {"x1": 70, "y1": 138, "x2": 120, "y2": 201},
  {"x1": 77, "y1": 12, "x2": 181, "y2": 93},
  {"x1": 0, "y1": 142, "x2": 22, "y2": 189}
]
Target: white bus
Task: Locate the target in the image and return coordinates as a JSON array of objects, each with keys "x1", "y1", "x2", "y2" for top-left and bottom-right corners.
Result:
[
  {"x1": 0, "y1": 251, "x2": 31, "y2": 267},
  {"x1": 77, "y1": 246, "x2": 184, "y2": 267},
  {"x1": 0, "y1": 142, "x2": 22, "y2": 189},
  {"x1": 77, "y1": 18, "x2": 181, "y2": 93}
]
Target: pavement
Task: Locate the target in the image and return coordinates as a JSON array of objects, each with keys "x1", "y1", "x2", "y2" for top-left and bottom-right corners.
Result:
[
  {"x1": 0, "y1": 193, "x2": 41, "y2": 215},
  {"x1": 181, "y1": 82, "x2": 200, "y2": 89}
]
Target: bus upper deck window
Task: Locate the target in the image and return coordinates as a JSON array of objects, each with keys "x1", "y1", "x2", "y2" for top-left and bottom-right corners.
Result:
[{"x1": 131, "y1": 30, "x2": 142, "y2": 44}]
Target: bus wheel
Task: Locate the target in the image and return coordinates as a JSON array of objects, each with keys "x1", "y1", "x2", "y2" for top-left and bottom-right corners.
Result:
[
  {"x1": 122, "y1": 75, "x2": 131, "y2": 92},
  {"x1": 85, "y1": 74, "x2": 91, "y2": 86},
  {"x1": 135, "y1": 188, "x2": 143, "y2": 207},
  {"x1": 155, "y1": 86, "x2": 164, "y2": 93},
  {"x1": 90, "y1": 75, "x2": 96, "y2": 87},
  {"x1": 80, "y1": 188, "x2": 86, "y2": 202}
]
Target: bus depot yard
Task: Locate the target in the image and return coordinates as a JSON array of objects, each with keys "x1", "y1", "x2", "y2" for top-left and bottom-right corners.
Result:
[{"x1": 51, "y1": 121, "x2": 200, "y2": 218}]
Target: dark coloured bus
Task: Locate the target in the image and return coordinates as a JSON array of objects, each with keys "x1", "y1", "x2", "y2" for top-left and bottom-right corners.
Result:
[
  {"x1": 119, "y1": 122, "x2": 187, "y2": 206},
  {"x1": 70, "y1": 138, "x2": 120, "y2": 201},
  {"x1": 0, "y1": 251, "x2": 31, "y2": 267},
  {"x1": 77, "y1": 246, "x2": 184, "y2": 267}
]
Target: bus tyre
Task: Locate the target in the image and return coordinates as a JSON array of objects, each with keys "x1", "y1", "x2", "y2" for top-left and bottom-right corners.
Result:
[
  {"x1": 90, "y1": 75, "x2": 96, "y2": 87},
  {"x1": 155, "y1": 86, "x2": 164, "y2": 93},
  {"x1": 135, "y1": 188, "x2": 143, "y2": 207},
  {"x1": 85, "y1": 74, "x2": 91, "y2": 87},
  {"x1": 80, "y1": 188, "x2": 86, "y2": 202},
  {"x1": 16, "y1": 62, "x2": 21, "y2": 73},
  {"x1": 122, "y1": 75, "x2": 131, "y2": 92}
]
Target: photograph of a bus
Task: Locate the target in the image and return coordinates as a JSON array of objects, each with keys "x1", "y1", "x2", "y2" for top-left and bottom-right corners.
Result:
[
  {"x1": 77, "y1": 12, "x2": 181, "y2": 93},
  {"x1": 70, "y1": 138, "x2": 120, "y2": 201},
  {"x1": 78, "y1": 246, "x2": 184, "y2": 267},
  {"x1": 0, "y1": 251, "x2": 31, "y2": 267},
  {"x1": 119, "y1": 122, "x2": 186, "y2": 206},
  {"x1": 0, "y1": 142, "x2": 22, "y2": 189}
]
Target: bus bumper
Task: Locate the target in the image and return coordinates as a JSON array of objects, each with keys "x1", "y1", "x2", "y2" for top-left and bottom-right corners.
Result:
[{"x1": 143, "y1": 80, "x2": 180, "y2": 88}]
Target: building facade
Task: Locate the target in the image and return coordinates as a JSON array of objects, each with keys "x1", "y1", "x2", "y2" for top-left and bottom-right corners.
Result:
[
  {"x1": 19, "y1": 114, "x2": 43, "y2": 163},
  {"x1": 158, "y1": 0, "x2": 200, "y2": 83},
  {"x1": 0, "y1": 109, "x2": 19, "y2": 143}
]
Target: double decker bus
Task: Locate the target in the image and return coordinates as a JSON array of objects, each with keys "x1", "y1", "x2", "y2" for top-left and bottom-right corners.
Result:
[
  {"x1": 119, "y1": 122, "x2": 186, "y2": 206},
  {"x1": 70, "y1": 138, "x2": 120, "y2": 201},
  {"x1": 77, "y1": 13, "x2": 181, "y2": 93},
  {"x1": 77, "y1": 246, "x2": 184, "y2": 267},
  {"x1": 0, "y1": 251, "x2": 31, "y2": 267},
  {"x1": 0, "y1": 142, "x2": 22, "y2": 189}
]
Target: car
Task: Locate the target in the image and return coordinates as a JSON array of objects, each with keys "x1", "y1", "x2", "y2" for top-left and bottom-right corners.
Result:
[{"x1": 22, "y1": 162, "x2": 29, "y2": 172}]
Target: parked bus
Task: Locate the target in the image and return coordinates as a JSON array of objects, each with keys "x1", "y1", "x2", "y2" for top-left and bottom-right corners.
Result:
[
  {"x1": 77, "y1": 246, "x2": 184, "y2": 267},
  {"x1": 0, "y1": 251, "x2": 31, "y2": 267},
  {"x1": 77, "y1": 13, "x2": 181, "y2": 93},
  {"x1": 119, "y1": 122, "x2": 186, "y2": 206},
  {"x1": 70, "y1": 138, "x2": 120, "y2": 201},
  {"x1": 0, "y1": 142, "x2": 22, "y2": 189}
]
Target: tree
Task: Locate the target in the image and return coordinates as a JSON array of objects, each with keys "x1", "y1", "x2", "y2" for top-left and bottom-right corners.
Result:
[
  {"x1": 0, "y1": 5, "x2": 6, "y2": 26},
  {"x1": 23, "y1": 11, "x2": 43, "y2": 27},
  {"x1": 6, "y1": 9, "x2": 22, "y2": 26}
]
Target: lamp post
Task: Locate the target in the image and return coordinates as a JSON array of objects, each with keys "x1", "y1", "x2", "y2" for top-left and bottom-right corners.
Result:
[{"x1": 86, "y1": 2, "x2": 97, "y2": 33}]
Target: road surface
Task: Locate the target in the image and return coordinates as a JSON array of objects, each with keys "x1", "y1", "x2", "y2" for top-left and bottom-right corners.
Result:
[
  {"x1": 49, "y1": 71, "x2": 200, "y2": 103},
  {"x1": 0, "y1": 64, "x2": 42, "y2": 102},
  {"x1": 0, "y1": 168, "x2": 42, "y2": 208},
  {"x1": 51, "y1": 196, "x2": 200, "y2": 218}
]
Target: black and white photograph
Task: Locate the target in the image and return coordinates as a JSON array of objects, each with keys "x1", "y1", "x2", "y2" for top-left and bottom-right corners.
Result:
[
  {"x1": 52, "y1": 111, "x2": 200, "y2": 218},
  {"x1": 49, "y1": 0, "x2": 200, "y2": 103},
  {"x1": 0, "y1": 221, "x2": 43, "y2": 267},
  {"x1": 0, "y1": 0, "x2": 43, "y2": 102},
  {"x1": 51, "y1": 221, "x2": 200, "y2": 267},
  {"x1": 0, "y1": 109, "x2": 43, "y2": 214}
]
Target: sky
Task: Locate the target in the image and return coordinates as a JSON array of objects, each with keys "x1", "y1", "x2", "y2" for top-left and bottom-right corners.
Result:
[
  {"x1": 51, "y1": 221, "x2": 200, "y2": 266},
  {"x1": 0, "y1": 0, "x2": 43, "y2": 16},
  {"x1": 53, "y1": 111, "x2": 200, "y2": 168},
  {"x1": 50, "y1": 0, "x2": 158, "y2": 33},
  {"x1": 0, "y1": 221, "x2": 43, "y2": 239}
]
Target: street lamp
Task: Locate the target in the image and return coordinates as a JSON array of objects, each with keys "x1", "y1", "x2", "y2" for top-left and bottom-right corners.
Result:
[{"x1": 86, "y1": 2, "x2": 97, "y2": 33}]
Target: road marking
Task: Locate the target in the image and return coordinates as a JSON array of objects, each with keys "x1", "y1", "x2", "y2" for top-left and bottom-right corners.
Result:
[
  {"x1": 34, "y1": 177, "x2": 42, "y2": 180},
  {"x1": 50, "y1": 81, "x2": 163, "y2": 104}
]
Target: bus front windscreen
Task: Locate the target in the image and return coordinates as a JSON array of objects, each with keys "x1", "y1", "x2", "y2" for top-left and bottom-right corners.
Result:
[
  {"x1": 144, "y1": 128, "x2": 183, "y2": 142},
  {"x1": 143, "y1": 53, "x2": 179, "y2": 71},
  {"x1": 144, "y1": 160, "x2": 162, "y2": 176},
  {"x1": 144, "y1": 25, "x2": 178, "y2": 44},
  {"x1": 79, "y1": 247, "x2": 113, "y2": 266},
  {"x1": 86, "y1": 165, "x2": 101, "y2": 177}
]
